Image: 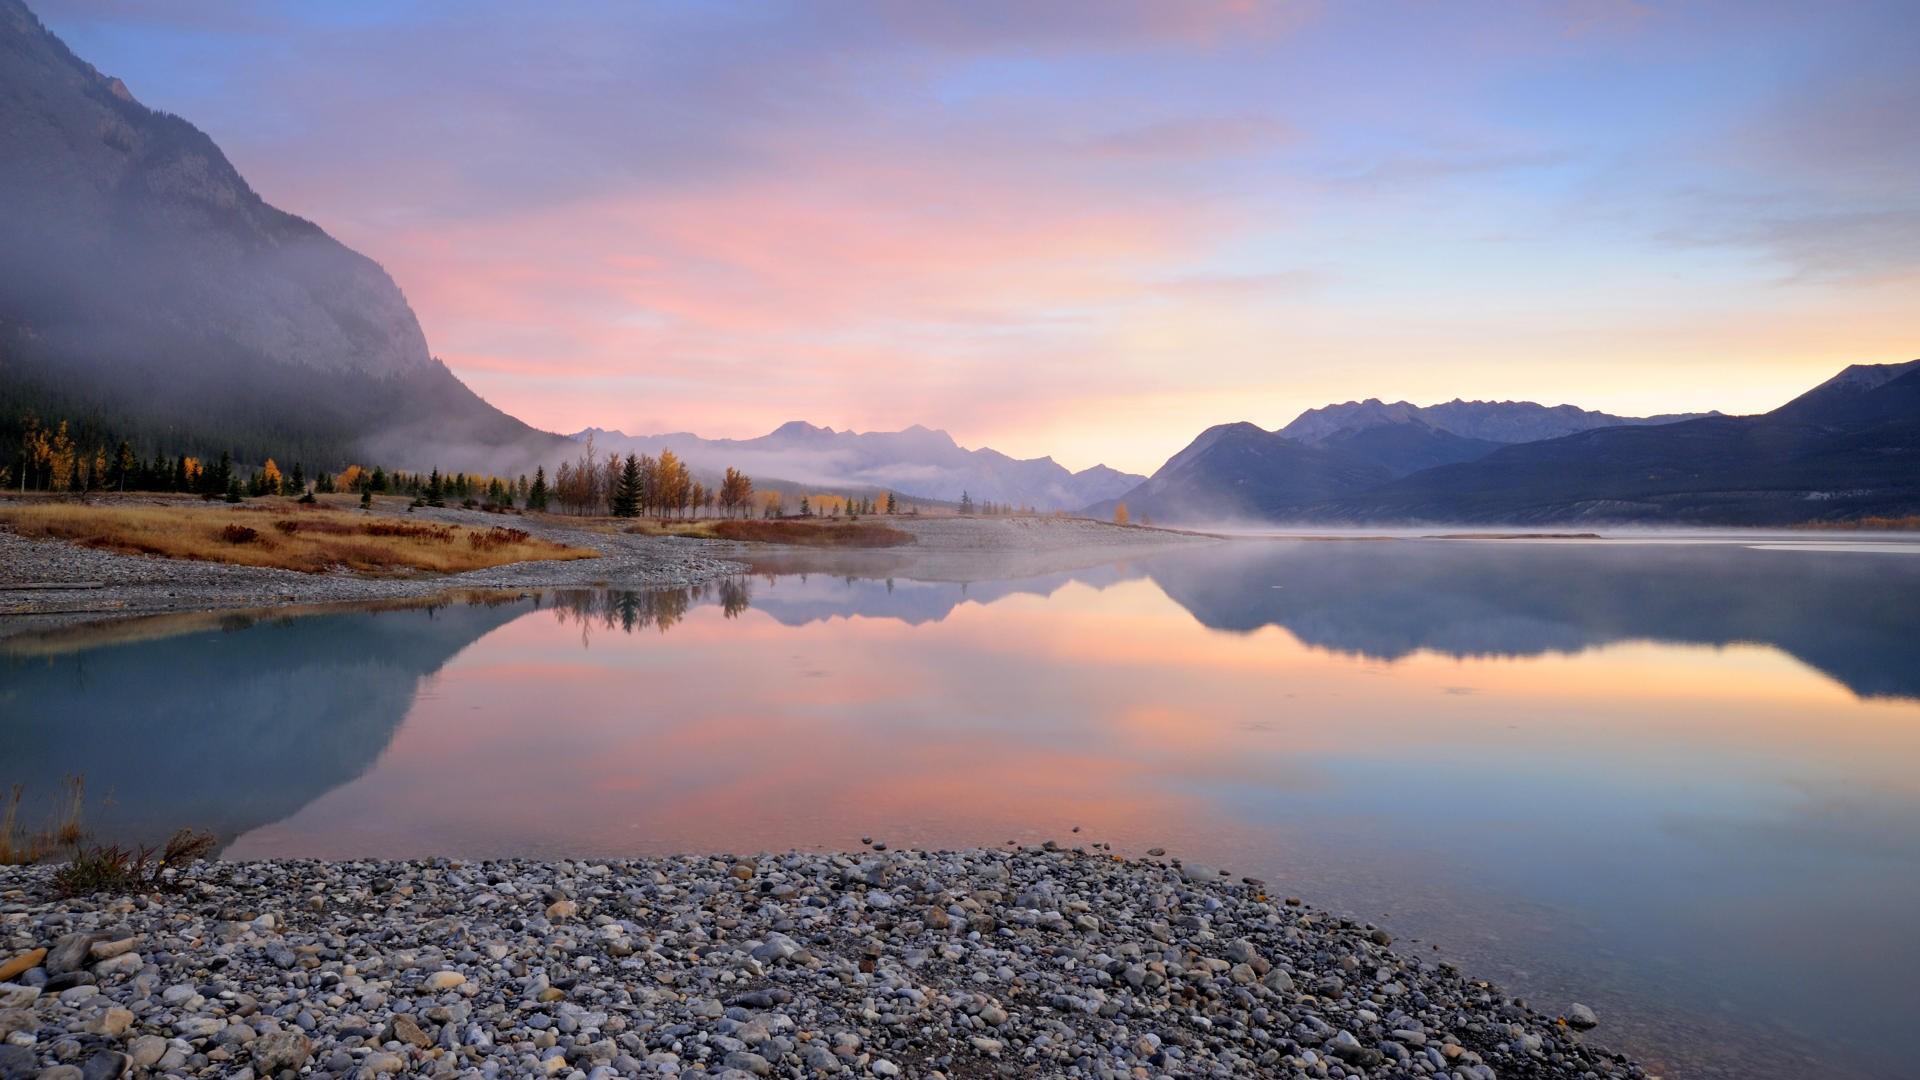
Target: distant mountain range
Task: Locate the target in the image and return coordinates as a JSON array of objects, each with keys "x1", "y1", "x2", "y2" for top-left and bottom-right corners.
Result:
[
  {"x1": 1279, "y1": 399, "x2": 1714, "y2": 446},
  {"x1": 0, "y1": 0, "x2": 568, "y2": 473},
  {"x1": 574, "y1": 422, "x2": 1141, "y2": 510},
  {"x1": 1096, "y1": 361, "x2": 1920, "y2": 525}
]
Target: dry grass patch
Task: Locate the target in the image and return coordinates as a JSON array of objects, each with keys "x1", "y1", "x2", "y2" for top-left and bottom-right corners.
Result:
[
  {"x1": 624, "y1": 518, "x2": 915, "y2": 548},
  {"x1": 0, "y1": 503, "x2": 600, "y2": 574}
]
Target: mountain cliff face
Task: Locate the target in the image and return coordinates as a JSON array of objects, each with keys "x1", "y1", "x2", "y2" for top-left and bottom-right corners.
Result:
[
  {"x1": 0, "y1": 0, "x2": 565, "y2": 470},
  {"x1": 574, "y1": 422, "x2": 1143, "y2": 510},
  {"x1": 1099, "y1": 364, "x2": 1919, "y2": 526}
]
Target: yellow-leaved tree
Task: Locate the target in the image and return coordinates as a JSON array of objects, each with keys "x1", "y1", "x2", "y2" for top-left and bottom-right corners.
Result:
[{"x1": 1113, "y1": 503, "x2": 1130, "y2": 526}]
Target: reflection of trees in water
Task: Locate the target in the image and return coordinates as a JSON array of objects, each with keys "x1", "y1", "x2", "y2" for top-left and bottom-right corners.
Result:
[
  {"x1": 546, "y1": 575, "x2": 756, "y2": 640},
  {"x1": 718, "y1": 577, "x2": 752, "y2": 618}
]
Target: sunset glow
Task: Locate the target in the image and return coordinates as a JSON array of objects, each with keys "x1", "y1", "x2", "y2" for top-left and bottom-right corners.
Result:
[{"x1": 37, "y1": 0, "x2": 1919, "y2": 472}]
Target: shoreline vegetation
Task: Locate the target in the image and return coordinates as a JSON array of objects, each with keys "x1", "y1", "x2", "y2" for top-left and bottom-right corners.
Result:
[
  {"x1": 0, "y1": 502, "x2": 600, "y2": 575},
  {"x1": 0, "y1": 846, "x2": 1640, "y2": 1080}
]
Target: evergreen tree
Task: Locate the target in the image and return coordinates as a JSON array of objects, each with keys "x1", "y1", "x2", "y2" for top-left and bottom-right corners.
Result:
[
  {"x1": 799, "y1": 496, "x2": 811, "y2": 517},
  {"x1": 360, "y1": 488, "x2": 373, "y2": 509},
  {"x1": 291, "y1": 462, "x2": 305, "y2": 494},
  {"x1": 610, "y1": 454, "x2": 643, "y2": 518},
  {"x1": 425, "y1": 468, "x2": 444, "y2": 506},
  {"x1": 528, "y1": 467, "x2": 550, "y2": 511},
  {"x1": 224, "y1": 475, "x2": 243, "y2": 503},
  {"x1": 959, "y1": 491, "x2": 973, "y2": 514},
  {"x1": 206, "y1": 450, "x2": 233, "y2": 496},
  {"x1": 371, "y1": 466, "x2": 390, "y2": 493},
  {"x1": 112, "y1": 440, "x2": 135, "y2": 491},
  {"x1": 885, "y1": 491, "x2": 897, "y2": 515}
]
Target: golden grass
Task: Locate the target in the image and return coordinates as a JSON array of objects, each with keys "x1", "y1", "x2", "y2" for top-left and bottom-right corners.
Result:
[
  {"x1": 0, "y1": 502, "x2": 600, "y2": 574},
  {"x1": 625, "y1": 517, "x2": 916, "y2": 548}
]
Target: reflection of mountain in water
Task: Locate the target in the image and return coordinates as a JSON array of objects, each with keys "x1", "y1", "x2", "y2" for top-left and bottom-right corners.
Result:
[
  {"x1": 1139, "y1": 541, "x2": 1920, "y2": 700},
  {"x1": 560, "y1": 542, "x2": 1920, "y2": 701},
  {"x1": 1, "y1": 599, "x2": 531, "y2": 850},
  {"x1": 746, "y1": 564, "x2": 1138, "y2": 627}
]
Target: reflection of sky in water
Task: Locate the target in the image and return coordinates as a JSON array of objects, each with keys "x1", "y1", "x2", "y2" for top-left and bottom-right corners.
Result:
[{"x1": 6, "y1": 539, "x2": 1919, "y2": 1080}]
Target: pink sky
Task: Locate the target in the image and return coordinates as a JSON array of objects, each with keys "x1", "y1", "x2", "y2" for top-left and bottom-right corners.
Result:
[{"x1": 42, "y1": 0, "x2": 1920, "y2": 473}]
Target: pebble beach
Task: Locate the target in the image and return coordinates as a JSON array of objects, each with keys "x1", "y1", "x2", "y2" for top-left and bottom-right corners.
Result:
[{"x1": 0, "y1": 848, "x2": 1641, "y2": 1080}]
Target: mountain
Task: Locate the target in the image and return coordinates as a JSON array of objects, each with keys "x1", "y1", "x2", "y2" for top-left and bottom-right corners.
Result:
[
  {"x1": 1319, "y1": 359, "x2": 1920, "y2": 525},
  {"x1": 1280, "y1": 398, "x2": 1715, "y2": 445},
  {"x1": 1276, "y1": 398, "x2": 1713, "y2": 478},
  {"x1": 1086, "y1": 422, "x2": 1396, "y2": 522},
  {"x1": 0, "y1": 0, "x2": 567, "y2": 472},
  {"x1": 1100, "y1": 363, "x2": 1918, "y2": 526},
  {"x1": 573, "y1": 422, "x2": 1143, "y2": 511}
]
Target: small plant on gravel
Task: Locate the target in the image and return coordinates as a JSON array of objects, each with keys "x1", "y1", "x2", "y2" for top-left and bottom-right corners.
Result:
[{"x1": 52, "y1": 828, "x2": 218, "y2": 898}]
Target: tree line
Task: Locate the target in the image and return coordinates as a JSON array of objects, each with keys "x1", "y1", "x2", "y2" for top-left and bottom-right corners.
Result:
[
  {"x1": 8, "y1": 413, "x2": 790, "y2": 520},
  {"x1": 10, "y1": 413, "x2": 942, "y2": 524},
  {"x1": 8, "y1": 413, "x2": 543, "y2": 511}
]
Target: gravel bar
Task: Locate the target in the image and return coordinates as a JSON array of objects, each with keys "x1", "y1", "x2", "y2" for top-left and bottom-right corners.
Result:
[{"x1": 0, "y1": 848, "x2": 1641, "y2": 1080}]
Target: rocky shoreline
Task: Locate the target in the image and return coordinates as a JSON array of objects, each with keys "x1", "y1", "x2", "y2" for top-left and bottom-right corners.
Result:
[{"x1": 0, "y1": 848, "x2": 1640, "y2": 1080}]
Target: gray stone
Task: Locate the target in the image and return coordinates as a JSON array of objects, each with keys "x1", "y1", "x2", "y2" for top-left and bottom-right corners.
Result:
[
  {"x1": 79, "y1": 1051, "x2": 130, "y2": 1080},
  {"x1": 44, "y1": 935, "x2": 106, "y2": 977},
  {"x1": 125, "y1": 1038, "x2": 167, "y2": 1070},
  {"x1": 251, "y1": 1030, "x2": 312, "y2": 1072}
]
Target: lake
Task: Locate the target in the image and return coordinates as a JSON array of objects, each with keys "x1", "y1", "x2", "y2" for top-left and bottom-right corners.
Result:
[{"x1": 6, "y1": 536, "x2": 1919, "y2": 1079}]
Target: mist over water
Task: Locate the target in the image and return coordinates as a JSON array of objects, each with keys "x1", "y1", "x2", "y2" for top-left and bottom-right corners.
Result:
[{"x1": 7, "y1": 537, "x2": 1920, "y2": 1080}]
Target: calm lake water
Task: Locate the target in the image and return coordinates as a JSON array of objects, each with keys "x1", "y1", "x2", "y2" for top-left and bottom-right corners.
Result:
[{"x1": 6, "y1": 537, "x2": 1919, "y2": 1080}]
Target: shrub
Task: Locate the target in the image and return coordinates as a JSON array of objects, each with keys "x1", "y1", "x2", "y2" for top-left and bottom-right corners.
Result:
[
  {"x1": 468, "y1": 526, "x2": 530, "y2": 552},
  {"x1": 220, "y1": 524, "x2": 260, "y2": 544},
  {"x1": 363, "y1": 521, "x2": 453, "y2": 542},
  {"x1": 52, "y1": 829, "x2": 217, "y2": 898}
]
